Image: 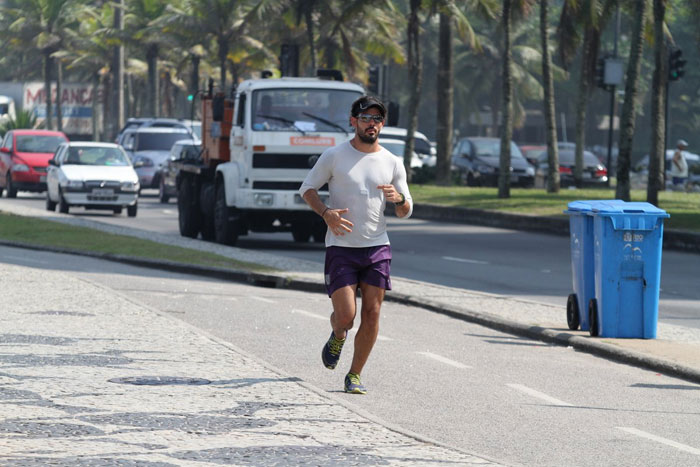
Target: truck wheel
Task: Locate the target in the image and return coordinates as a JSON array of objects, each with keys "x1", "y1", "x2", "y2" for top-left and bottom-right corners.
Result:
[
  {"x1": 292, "y1": 224, "x2": 312, "y2": 243},
  {"x1": 214, "y1": 182, "x2": 238, "y2": 245},
  {"x1": 312, "y1": 223, "x2": 327, "y2": 243},
  {"x1": 178, "y1": 176, "x2": 201, "y2": 238}
]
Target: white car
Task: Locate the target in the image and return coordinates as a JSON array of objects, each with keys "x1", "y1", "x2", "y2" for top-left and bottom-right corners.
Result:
[
  {"x1": 378, "y1": 138, "x2": 424, "y2": 169},
  {"x1": 46, "y1": 142, "x2": 140, "y2": 216},
  {"x1": 380, "y1": 126, "x2": 436, "y2": 167}
]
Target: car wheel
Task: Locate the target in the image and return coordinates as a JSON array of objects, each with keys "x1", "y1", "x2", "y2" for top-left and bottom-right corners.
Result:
[
  {"x1": 159, "y1": 179, "x2": 170, "y2": 203},
  {"x1": 214, "y1": 182, "x2": 239, "y2": 245},
  {"x1": 127, "y1": 201, "x2": 138, "y2": 217},
  {"x1": 466, "y1": 172, "x2": 478, "y2": 187},
  {"x1": 58, "y1": 190, "x2": 70, "y2": 214},
  {"x1": 113, "y1": 206, "x2": 123, "y2": 215},
  {"x1": 7, "y1": 173, "x2": 17, "y2": 198},
  {"x1": 46, "y1": 193, "x2": 57, "y2": 212},
  {"x1": 0, "y1": 184, "x2": 4, "y2": 197}
]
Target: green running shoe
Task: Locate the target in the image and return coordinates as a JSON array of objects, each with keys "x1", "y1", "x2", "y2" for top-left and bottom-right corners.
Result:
[
  {"x1": 344, "y1": 372, "x2": 367, "y2": 394},
  {"x1": 321, "y1": 331, "x2": 345, "y2": 370}
]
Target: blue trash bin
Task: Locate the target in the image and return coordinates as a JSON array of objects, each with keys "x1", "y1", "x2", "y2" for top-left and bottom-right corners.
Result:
[
  {"x1": 588, "y1": 202, "x2": 669, "y2": 338},
  {"x1": 564, "y1": 200, "x2": 624, "y2": 331}
]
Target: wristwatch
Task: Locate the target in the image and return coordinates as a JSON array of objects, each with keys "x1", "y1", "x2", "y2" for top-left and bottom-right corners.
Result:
[{"x1": 395, "y1": 193, "x2": 406, "y2": 206}]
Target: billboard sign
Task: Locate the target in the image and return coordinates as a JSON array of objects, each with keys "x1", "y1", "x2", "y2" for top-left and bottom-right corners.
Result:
[{"x1": 23, "y1": 82, "x2": 102, "y2": 135}]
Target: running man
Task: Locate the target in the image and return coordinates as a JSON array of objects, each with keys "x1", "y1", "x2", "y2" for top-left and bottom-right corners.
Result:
[{"x1": 299, "y1": 95, "x2": 413, "y2": 394}]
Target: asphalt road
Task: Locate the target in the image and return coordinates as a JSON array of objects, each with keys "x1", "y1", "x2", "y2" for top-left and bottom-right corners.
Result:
[
  {"x1": 3, "y1": 244, "x2": 699, "y2": 467},
  {"x1": 7, "y1": 190, "x2": 700, "y2": 329}
]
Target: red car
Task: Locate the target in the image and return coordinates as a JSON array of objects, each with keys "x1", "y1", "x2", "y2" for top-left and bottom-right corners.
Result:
[{"x1": 0, "y1": 129, "x2": 68, "y2": 198}]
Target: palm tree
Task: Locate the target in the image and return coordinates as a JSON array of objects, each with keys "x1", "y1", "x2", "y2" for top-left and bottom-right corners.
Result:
[
  {"x1": 615, "y1": 0, "x2": 647, "y2": 201},
  {"x1": 498, "y1": 0, "x2": 514, "y2": 198},
  {"x1": 1, "y1": 0, "x2": 78, "y2": 131},
  {"x1": 540, "y1": 0, "x2": 560, "y2": 193},
  {"x1": 404, "y1": 0, "x2": 423, "y2": 183},
  {"x1": 125, "y1": 0, "x2": 170, "y2": 116},
  {"x1": 647, "y1": 0, "x2": 668, "y2": 206}
]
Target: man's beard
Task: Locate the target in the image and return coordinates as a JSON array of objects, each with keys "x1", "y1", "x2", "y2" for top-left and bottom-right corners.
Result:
[{"x1": 357, "y1": 129, "x2": 378, "y2": 144}]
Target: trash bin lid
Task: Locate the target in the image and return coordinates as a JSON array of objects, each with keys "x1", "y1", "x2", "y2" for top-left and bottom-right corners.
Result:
[
  {"x1": 564, "y1": 199, "x2": 624, "y2": 215},
  {"x1": 592, "y1": 201, "x2": 669, "y2": 217}
]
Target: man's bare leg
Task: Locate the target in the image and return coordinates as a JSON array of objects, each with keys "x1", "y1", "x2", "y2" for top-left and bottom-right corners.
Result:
[
  {"x1": 349, "y1": 282, "x2": 385, "y2": 376},
  {"x1": 330, "y1": 284, "x2": 357, "y2": 339}
]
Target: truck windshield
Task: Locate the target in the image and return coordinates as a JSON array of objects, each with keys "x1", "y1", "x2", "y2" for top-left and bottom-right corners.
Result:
[{"x1": 252, "y1": 89, "x2": 361, "y2": 133}]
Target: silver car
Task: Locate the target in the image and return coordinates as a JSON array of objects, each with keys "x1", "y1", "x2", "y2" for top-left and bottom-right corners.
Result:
[{"x1": 120, "y1": 127, "x2": 192, "y2": 189}]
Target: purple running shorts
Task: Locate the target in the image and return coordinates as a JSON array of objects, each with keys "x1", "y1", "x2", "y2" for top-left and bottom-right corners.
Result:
[{"x1": 324, "y1": 245, "x2": 392, "y2": 297}]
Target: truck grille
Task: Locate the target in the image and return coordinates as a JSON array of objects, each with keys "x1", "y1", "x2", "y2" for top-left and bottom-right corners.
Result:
[{"x1": 253, "y1": 153, "x2": 322, "y2": 169}]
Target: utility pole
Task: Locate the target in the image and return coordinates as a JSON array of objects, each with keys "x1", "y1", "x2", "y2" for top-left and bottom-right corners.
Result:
[{"x1": 111, "y1": 0, "x2": 125, "y2": 141}]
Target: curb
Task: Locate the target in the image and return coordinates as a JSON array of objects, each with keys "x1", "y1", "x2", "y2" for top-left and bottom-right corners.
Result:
[
  {"x1": 407, "y1": 203, "x2": 700, "y2": 254},
  {"x1": 4, "y1": 237, "x2": 700, "y2": 386}
]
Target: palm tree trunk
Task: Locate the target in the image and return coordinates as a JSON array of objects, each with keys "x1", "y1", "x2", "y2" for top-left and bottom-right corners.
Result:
[
  {"x1": 91, "y1": 72, "x2": 99, "y2": 141},
  {"x1": 615, "y1": 0, "x2": 647, "y2": 201},
  {"x1": 56, "y1": 60, "x2": 63, "y2": 132},
  {"x1": 541, "y1": 0, "x2": 560, "y2": 193},
  {"x1": 436, "y1": 12, "x2": 453, "y2": 186},
  {"x1": 498, "y1": 0, "x2": 513, "y2": 199},
  {"x1": 44, "y1": 53, "x2": 53, "y2": 130},
  {"x1": 146, "y1": 44, "x2": 159, "y2": 117},
  {"x1": 404, "y1": 0, "x2": 422, "y2": 183},
  {"x1": 112, "y1": 0, "x2": 125, "y2": 140},
  {"x1": 305, "y1": 7, "x2": 317, "y2": 73},
  {"x1": 574, "y1": 27, "x2": 592, "y2": 188},
  {"x1": 218, "y1": 38, "x2": 228, "y2": 90},
  {"x1": 647, "y1": 0, "x2": 666, "y2": 206}
]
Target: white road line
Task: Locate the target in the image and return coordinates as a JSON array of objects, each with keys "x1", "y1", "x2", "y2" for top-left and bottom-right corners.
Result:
[
  {"x1": 417, "y1": 351, "x2": 472, "y2": 369},
  {"x1": 442, "y1": 256, "x2": 489, "y2": 265},
  {"x1": 506, "y1": 383, "x2": 573, "y2": 407},
  {"x1": 250, "y1": 296, "x2": 276, "y2": 304},
  {"x1": 291, "y1": 309, "x2": 328, "y2": 321},
  {"x1": 376, "y1": 335, "x2": 393, "y2": 341},
  {"x1": 3, "y1": 255, "x2": 48, "y2": 265},
  {"x1": 617, "y1": 427, "x2": 700, "y2": 456}
]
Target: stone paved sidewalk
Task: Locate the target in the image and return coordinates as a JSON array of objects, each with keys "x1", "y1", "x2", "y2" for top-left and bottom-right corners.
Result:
[{"x1": 0, "y1": 263, "x2": 504, "y2": 466}]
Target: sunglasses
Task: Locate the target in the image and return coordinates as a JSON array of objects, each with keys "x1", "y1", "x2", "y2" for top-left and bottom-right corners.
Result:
[{"x1": 355, "y1": 113, "x2": 385, "y2": 124}]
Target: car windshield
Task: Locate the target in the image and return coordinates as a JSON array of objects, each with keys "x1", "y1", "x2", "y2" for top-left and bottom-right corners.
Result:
[
  {"x1": 136, "y1": 132, "x2": 190, "y2": 151},
  {"x1": 472, "y1": 140, "x2": 525, "y2": 159},
  {"x1": 66, "y1": 147, "x2": 130, "y2": 166},
  {"x1": 380, "y1": 141, "x2": 405, "y2": 157},
  {"x1": 252, "y1": 88, "x2": 361, "y2": 133},
  {"x1": 189, "y1": 123, "x2": 201, "y2": 140},
  {"x1": 16, "y1": 135, "x2": 65, "y2": 153}
]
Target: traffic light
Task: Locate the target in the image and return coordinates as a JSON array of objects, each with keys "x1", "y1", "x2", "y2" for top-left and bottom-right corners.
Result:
[
  {"x1": 595, "y1": 57, "x2": 606, "y2": 88},
  {"x1": 368, "y1": 65, "x2": 381, "y2": 95},
  {"x1": 669, "y1": 48, "x2": 686, "y2": 81}
]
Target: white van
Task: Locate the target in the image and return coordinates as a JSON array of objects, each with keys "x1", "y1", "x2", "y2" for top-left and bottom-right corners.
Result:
[{"x1": 0, "y1": 96, "x2": 16, "y2": 123}]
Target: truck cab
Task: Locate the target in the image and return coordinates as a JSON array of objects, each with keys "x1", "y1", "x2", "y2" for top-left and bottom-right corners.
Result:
[{"x1": 176, "y1": 76, "x2": 364, "y2": 245}]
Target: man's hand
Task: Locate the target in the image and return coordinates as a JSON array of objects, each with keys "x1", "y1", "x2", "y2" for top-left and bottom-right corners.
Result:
[
  {"x1": 323, "y1": 208, "x2": 353, "y2": 236},
  {"x1": 377, "y1": 184, "x2": 402, "y2": 204}
]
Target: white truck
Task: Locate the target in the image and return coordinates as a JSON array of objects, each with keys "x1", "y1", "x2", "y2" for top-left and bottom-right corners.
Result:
[{"x1": 176, "y1": 74, "x2": 364, "y2": 245}]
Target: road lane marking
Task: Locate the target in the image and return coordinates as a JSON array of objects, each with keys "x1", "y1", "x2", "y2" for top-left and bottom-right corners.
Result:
[
  {"x1": 291, "y1": 309, "x2": 327, "y2": 321},
  {"x1": 376, "y1": 335, "x2": 393, "y2": 341},
  {"x1": 442, "y1": 256, "x2": 489, "y2": 265},
  {"x1": 417, "y1": 351, "x2": 472, "y2": 369},
  {"x1": 250, "y1": 296, "x2": 276, "y2": 304},
  {"x1": 617, "y1": 427, "x2": 700, "y2": 456},
  {"x1": 507, "y1": 383, "x2": 573, "y2": 406}
]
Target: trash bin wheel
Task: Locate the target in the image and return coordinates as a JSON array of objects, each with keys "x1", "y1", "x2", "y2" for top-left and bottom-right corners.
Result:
[
  {"x1": 588, "y1": 299, "x2": 599, "y2": 337},
  {"x1": 566, "y1": 294, "x2": 580, "y2": 330}
]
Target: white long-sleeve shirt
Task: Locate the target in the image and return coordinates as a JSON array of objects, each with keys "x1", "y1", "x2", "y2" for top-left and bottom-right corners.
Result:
[{"x1": 299, "y1": 141, "x2": 413, "y2": 247}]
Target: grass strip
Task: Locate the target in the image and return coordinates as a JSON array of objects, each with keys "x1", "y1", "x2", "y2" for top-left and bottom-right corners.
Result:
[
  {"x1": 0, "y1": 212, "x2": 273, "y2": 272},
  {"x1": 409, "y1": 186, "x2": 700, "y2": 232}
]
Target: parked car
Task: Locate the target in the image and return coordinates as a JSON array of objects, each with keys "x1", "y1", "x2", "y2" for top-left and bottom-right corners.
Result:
[
  {"x1": 159, "y1": 139, "x2": 201, "y2": 203},
  {"x1": 451, "y1": 137, "x2": 535, "y2": 187},
  {"x1": 378, "y1": 138, "x2": 424, "y2": 169},
  {"x1": 116, "y1": 117, "x2": 200, "y2": 143},
  {"x1": 119, "y1": 127, "x2": 191, "y2": 189},
  {"x1": 0, "y1": 129, "x2": 69, "y2": 198},
  {"x1": 519, "y1": 145, "x2": 546, "y2": 166},
  {"x1": 380, "y1": 126, "x2": 436, "y2": 167},
  {"x1": 533, "y1": 149, "x2": 608, "y2": 188},
  {"x1": 46, "y1": 142, "x2": 140, "y2": 216}
]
